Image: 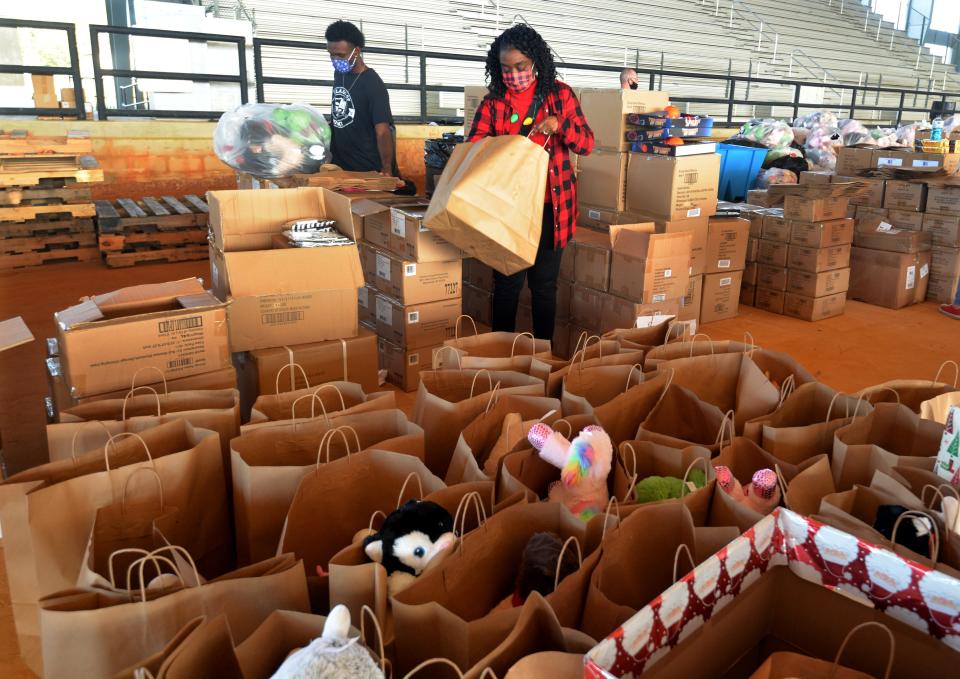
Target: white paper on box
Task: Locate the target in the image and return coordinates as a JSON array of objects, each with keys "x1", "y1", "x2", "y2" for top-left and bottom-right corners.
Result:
[
  {"x1": 913, "y1": 159, "x2": 939, "y2": 168},
  {"x1": 391, "y1": 210, "x2": 406, "y2": 237},
  {"x1": 404, "y1": 263, "x2": 417, "y2": 277},
  {"x1": 718, "y1": 259, "x2": 731, "y2": 269},
  {"x1": 408, "y1": 353, "x2": 420, "y2": 365},
  {"x1": 906, "y1": 265, "x2": 916, "y2": 290},
  {"x1": 878, "y1": 157, "x2": 904, "y2": 167},
  {"x1": 376, "y1": 296, "x2": 392, "y2": 323},
  {"x1": 376, "y1": 254, "x2": 391, "y2": 281},
  {"x1": 589, "y1": 209, "x2": 601, "y2": 220},
  {"x1": 877, "y1": 221, "x2": 895, "y2": 232},
  {"x1": 653, "y1": 293, "x2": 666, "y2": 303},
  {"x1": 720, "y1": 277, "x2": 732, "y2": 287},
  {"x1": 664, "y1": 268, "x2": 673, "y2": 278},
  {"x1": 358, "y1": 287, "x2": 369, "y2": 307},
  {"x1": 407, "y1": 311, "x2": 420, "y2": 324},
  {"x1": 636, "y1": 313, "x2": 675, "y2": 328},
  {"x1": 687, "y1": 208, "x2": 701, "y2": 218},
  {"x1": 921, "y1": 263, "x2": 930, "y2": 278},
  {"x1": 935, "y1": 406, "x2": 960, "y2": 483}
]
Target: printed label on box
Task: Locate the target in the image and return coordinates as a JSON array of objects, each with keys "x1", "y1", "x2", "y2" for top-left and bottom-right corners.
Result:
[
  {"x1": 877, "y1": 221, "x2": 895, "y2": 232},
  {"x1": 921, "y1": 263, "x2": 930, "y2": 278},
  {"x1": 653, "y1": 293, "x2": 666, "y2": 303},
  {"x1": 376, "y1": 254, "x2": 391, "y2": 281},
  {"x1": 720, "y1": 277, "x2": 732, "y2": 286},
  {"x1": 358, "y1": 287, "x2": 368, "y2": 307},
  {"x1": 404, "y1": 263, "x2": 417, "y2": 277},
  {"x1": 408, "y1": 353, "x2": 420, "y2": 366},
  {"x1": 376, "y1": 297, "x2": 392, "y2": 323},
  {"x1": 878, "y1": 157, "x2": 904, "y2": 167},
  {"x1": 391, "y1": 211, "x2": 406, "y2": 237},
  {"x1": 588, "y1": 209, "x2": 601, "y2": 220},
  {"x1": 663, "y1": 268, "x2": 673, "y2": 278},
  {"x1": 718, "y1": 259, "x2": 731, "y2": 269},
  {"x1": 407, "y1": 311, "x2": 420, "y2": 324},
  {"x1": 687, "y1": 208, "x2": 701, "y2": 218},
  {"x1": 906, "y1": 265, "x2": 916, "y2": 290},
  {"x1": 913, "y1": 159, "x2": 939, "y2": 168},
  {"x1": 636, "y1": 313, "x2": 675, "y2": 328}
]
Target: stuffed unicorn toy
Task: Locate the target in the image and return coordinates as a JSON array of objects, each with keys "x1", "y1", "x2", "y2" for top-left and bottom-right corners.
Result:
[{"x1": 527, "y1": 423, "x2": 613, "y2": 521}]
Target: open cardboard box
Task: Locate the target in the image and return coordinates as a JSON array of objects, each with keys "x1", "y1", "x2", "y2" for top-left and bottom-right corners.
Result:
[
  {"x1": 54, "y1": 278, "x2": 229, "y2": 398},
  {"x1": 608, "y1": 223, "x2": 693, "y2": 304}
]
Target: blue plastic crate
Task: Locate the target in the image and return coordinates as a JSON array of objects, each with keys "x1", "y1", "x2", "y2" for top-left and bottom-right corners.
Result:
[{"x1": 716, "y1": 143, "x2": 768, "y2": 202}]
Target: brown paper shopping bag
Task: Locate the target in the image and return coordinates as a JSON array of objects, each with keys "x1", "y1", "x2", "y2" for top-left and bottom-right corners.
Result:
[
  {"x1": 637, "y1": 384, "x2": 729, "y2": 453},
  {"x1": 643, "y1": 338, "x2": 752, "y2": 370},
  {"x1": 424, "y1": 135, "x2": 549, "y2": 275},
  {"x1": 832, "y1": 402, "x2": 943, "y2": 490},
  {"x1": 391, "y1": 502, "x2": 590, "y2": 675},
  {"x1": 435, "y1": 327, "x2": 553, "y2": 372},
  {"x1": 446, "y1": 393, "x2": 561, "y2": 485},
  {"x1": 245, "y1": 379, "x2": 396, "y2": 432},
  {"x1": 538, "y1": 339, "x2": 642, "y2": 398},
  {"x1": 602, "y1": 321, "x2": 672, "y2": 352},
  {"x1": 39, "y1": 552, "x2": 309, "y2": 679},
  {"x1": 560, "y1": 358, "x2": 647, "y2": 416},
  {"x1": 111, "y1": 615, "x2": 243, "y2": 679},
  {"x1": 0, "y1": 421, "x2": 230, "y2": 674},
  {"x1": 585, "y1": 371, "x2": 672, "y2": 445},
  {"x1": 858, "y1": 360, "x2": 959, "y2": 413},
  {"x1": 231, "y1": 409, "x2": 424, "y2": 564},
  {"x1": 743, "y1": 382, "x2": 871, "y2": 465},
  {"x1": 413, "y1": 368, "x2": 544, "y2": 475},
  {"x1": 748, "y1": 622, "x2": 893, "y2": 679}
]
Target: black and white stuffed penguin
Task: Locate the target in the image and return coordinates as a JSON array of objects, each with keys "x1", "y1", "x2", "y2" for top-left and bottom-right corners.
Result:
[{"x1": 362, "y1": 500, "x2": 455, "y2": 595}]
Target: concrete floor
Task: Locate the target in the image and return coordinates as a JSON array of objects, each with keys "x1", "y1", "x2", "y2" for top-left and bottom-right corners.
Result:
[{"x1": 0, "y1": 259, "x2": 957, "y2": 676}]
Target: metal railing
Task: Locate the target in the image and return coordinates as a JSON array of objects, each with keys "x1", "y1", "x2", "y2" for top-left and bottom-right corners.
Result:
[
  {"x1": 0, "y1": 18, "x2": 84, "y2": 118},
  {"x1": 89, "y1": 24, "x2": 248, "y2": 120}
]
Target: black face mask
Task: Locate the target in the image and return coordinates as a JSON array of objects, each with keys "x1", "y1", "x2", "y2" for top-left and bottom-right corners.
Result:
[{"x1": 629, "y1": 81, "x2": 638, "y2": 90}]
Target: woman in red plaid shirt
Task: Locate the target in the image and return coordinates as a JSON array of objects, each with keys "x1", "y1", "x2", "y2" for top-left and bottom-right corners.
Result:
[{"x1": 468, "y1": 24, "x2": 595, "y2": 341}]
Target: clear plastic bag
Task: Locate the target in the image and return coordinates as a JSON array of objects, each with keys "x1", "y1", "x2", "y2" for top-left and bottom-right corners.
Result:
[
  {"x1": 214, "y1": 103, "x2": 333, "y2": 178},
  {"x1": 756, "y1": 167, "x2": 798, "y2": 188},
  {"x1": 732, "y1": 119, "x2": 795, "y2": 149}
]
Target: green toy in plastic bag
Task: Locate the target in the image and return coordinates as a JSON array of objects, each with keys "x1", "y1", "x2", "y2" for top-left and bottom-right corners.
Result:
[{"x1": 633, "y1": 468, "x2": 707, "y2": 504}]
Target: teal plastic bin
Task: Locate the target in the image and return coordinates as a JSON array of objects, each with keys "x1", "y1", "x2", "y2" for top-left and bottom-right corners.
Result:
[{"x1": 717, "y1": 143, "x2": 768, "y2": 201}]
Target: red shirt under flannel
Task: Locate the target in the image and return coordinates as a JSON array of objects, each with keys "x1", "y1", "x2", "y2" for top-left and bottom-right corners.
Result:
[{"x1": 468, "y1": 81, "x2": 595, "y2": 249}]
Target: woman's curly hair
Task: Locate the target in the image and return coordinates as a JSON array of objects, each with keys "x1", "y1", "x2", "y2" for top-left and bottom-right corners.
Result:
[{"x1": 484, "y1": 24, "x2": 558, "y2": 101}]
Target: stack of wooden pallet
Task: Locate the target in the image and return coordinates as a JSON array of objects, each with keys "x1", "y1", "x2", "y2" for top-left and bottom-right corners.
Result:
[
  {"x1": 94, "y1": 194, "x2": 209, "y2": 267},
  {"x1": 0, "y1": 130, "x2": 104, "y2": 270}
]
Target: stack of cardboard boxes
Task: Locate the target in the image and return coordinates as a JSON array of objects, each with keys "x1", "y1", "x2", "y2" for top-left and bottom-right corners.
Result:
[
  {"x1": 751, "y1": 183, "x2": 856, "y2": 321},
  {"x1": 700, "y1": 216, "x2": 750, "y2": 324},
  {"x1": 359, "y1": 202, "x2": 463, "y2": 391},
  {"x1": 740, "y1": 206, "x2": 773, "y2": 307},
  {"x1": 207, "y1": 187, "x2": 378, "y2": 415}
]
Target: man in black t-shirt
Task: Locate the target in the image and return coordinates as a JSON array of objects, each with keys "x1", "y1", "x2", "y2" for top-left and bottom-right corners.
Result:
[{"x1": 325, "y1": 21, "x2": 396, "y2": 175}]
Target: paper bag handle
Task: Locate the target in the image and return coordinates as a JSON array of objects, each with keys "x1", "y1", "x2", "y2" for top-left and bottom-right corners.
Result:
[
  {"x1": 773, "y1": 464, "x2": 791, "y2": 511},
  {"x1": 70, "y1": 420, "x2": 113, "y2": 462},
  {"x1": 314, "y1": 383, "x2": 347, "y2": 412},
  {"x1": 432, "y1": 344, "x2": 462, "y2": 370},
  {"x1": 933, "y1": 359, "x2": 959, "y2": 388},
  {"x1": 274, "y1": 362, "x2": 310, "y2": 395},
  {"x1": 672, "y1": 543, "x2": 695, "y2": 583},
  {"x1": 742, "y1": 331, "x2": 758, "y2": 358},
  {"x1": 130, "y1": 367, "x2": 168, "y2": 395},
  {"x1": 624, "y1": 364, "x2": 644, "y2": 393},
  {"x1": 469, "y1": 369, "x2": 494, "y2": 399},
  {"x1": 453, "y1": 491, "x2": 487, "y2": 537},
  {"x1": 651, "y1": 368, "x2": 675, "y2": 412},
  {"x1": 601, "y1": 496, "x2": 622, "y2": 543},
  {"x1": 121, "y1": 467, "x2": 165, "y2": 514},
  {"x1": 368, "y1": 510, "x2": 386, "y2": 532},
  {"x1": 134, "y1": 668, "x2": 156, "y2": 679},
  {"x1": 857, "y1": 385, "x2": 901, "y2": 406},
  {"x1": 680, "y1": 457, "x2": 709, "y2": 498},
  {"x1": 483, "y1": 382, "x2": 502, "y2": 414},
  {"x1": 572, "y1": 335, "x2": 602, "y2": 370},
  {"x1": 552, "y1": 418, "x2": 573, "y2": 439},
  {"x1": 108, "y1": 548, "x2": 151, "y2": 588},
  {"x1": 570, "y1": 331, "x2": 589, "y2": 360},
  {"x1": 316, "y1": 425, "x2": 362, "y2": 468},
  {"x1": 396, "y1": 472, "x2": 424, "y2": 507},
  {"x1": 454, "y1": 314, "x2": 478, "y2": 340},
  {"x1": 104, "y1": 432, "x2": 153, "y2": 472},
  {"x1": 132, "y1": 554, "x2": 185, "y2": 600},
  {"x1": 713, "y1": 410, "x2": 735, "y2": 450},
  {"x1": 403, "y1": 658, "x2": 466, "y2": 679},
  {"x1": 509, "y1": 332, "x2": 537, "y2": 358},
  {"x1": 360, "y1": 604, "x2": 388, "y2": 677},
  {"x1": 618, "y1": 442, "x2": 640, "y2": 503},
  {"x1": 921, "y1": 483, "x2": 960, "y2": 509},
  {"x1": 122, "y1": 386, "x2": 162, "y2": 421},
  {"x1": 554, "y1": 536, "x2": 582, "y2": 591},
  {"x1": 777, "y1": 374, "x2": 796, "y2": 408},
  {"x1": 831, "y1": 622, "x2": 895, "y2": 679},
  {"x1": 291, "y1": 392, "x2": 330, "y2": 424},
  {"x1": 131, "y1": 545, "x2": 201, "y2": 598},
  {"x1": 687, "y1": 333, "x2": 714, "y2": 357},
  {"x1": 891, "y1": 510, "x2": 940, "y2": 564}
]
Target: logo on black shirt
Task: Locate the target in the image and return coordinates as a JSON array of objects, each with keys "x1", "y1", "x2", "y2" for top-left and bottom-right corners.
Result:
[{"x1": 332, "y1": 86, "x2": 356, "y2": 129}]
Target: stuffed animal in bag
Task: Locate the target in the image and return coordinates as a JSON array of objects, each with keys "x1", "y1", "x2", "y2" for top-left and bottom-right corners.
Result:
[
  {"x1": 527, "y1": 423, "x2": 613, "y2": 521},
  {"x1": 269, "y1": 604, "x2": 385, "y2": 679},
  {"x1": 363, "y1": 500, "x2": 455, "y2": 595}
]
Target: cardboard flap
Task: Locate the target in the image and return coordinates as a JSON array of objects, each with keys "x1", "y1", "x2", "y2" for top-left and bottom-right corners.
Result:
[
  {"x1": 176, "y1": 292, "x2": 222, "y2": 309},
  {"x1": 224, "y1": 247, "x2": 364, "y2": 296},
  {"x1": 92, "y1": 278, "x2": 206, "y2": 313},
  {"x1": 349, "y1": 198, "x2": 390, "y2": 219},
  {"x1": 609, "y1": 222, "x2": 656, "y2": 253},
  {"x1": 0, "y1": 316, "x2": 34, "y2": 352},
  {"x1": 318, "y1": 188, "x2": 359, "y2": 241},
  {"x1": 577, "y1": 228, "x2": 613, "y2": 252}
]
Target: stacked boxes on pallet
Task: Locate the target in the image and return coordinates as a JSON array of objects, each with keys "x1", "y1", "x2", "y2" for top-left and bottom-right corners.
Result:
[
  {"x1": 94, "y1": 195, "x2": 209, "y2": 267},
  {"x1": 358, "y1": 200, "x2": 463, "y2": 391}
]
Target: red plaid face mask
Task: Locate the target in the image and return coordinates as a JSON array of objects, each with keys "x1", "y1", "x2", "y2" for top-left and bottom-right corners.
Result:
[{"x1": 502, "y1": 68, "x2": 536, "y2": 93}]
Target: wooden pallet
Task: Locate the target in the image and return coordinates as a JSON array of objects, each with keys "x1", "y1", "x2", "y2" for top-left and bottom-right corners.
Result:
[
  {"x1": 95, "y1": 195, "x2": 209, "y2": 233},
  {"x1": 0, "y1": 186, "x2": 92, "y2": 207},
  {"x1": 2, "y1": 232, "x2": 97, "y2": 255},
  {"x1": 0, "y1": 155, "x2": 104, "y2": 188},
  {"x1": 0, "y1": 217, "x2": 94, "y2": 239},
  {"x1": 0, "y1": 246, "x2": 99, "y2": 270},
  {"x1": 0, "y1": 202, "x2": 95, "y2": 223},
  {"x1": 103, "y1": 244, "x2": 208, "y2": 268},
  {"x1": 0, "y1": 130, "x2": 92, "y2": 156},
  {"x1": 98, "y1": 228, "x2": 207, "y2": 252}
]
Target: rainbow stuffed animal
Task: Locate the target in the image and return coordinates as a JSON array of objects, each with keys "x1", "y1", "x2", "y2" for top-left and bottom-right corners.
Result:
[{"x1": 527, "y1": 423, "x2": 613, "y2": 521}]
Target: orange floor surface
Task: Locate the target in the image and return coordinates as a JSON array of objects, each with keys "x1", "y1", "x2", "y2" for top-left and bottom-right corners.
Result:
[{"x1": 0, "y1": 259, "x2": 957, "y2": 676}]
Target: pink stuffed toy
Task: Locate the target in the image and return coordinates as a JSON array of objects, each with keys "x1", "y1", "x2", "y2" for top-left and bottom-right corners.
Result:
[{"x1": 527, "y1": 423, "x2": 613, "y2": 521}]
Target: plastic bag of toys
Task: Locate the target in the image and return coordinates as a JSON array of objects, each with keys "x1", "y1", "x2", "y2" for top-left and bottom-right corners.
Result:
[
  {"x1": 731, "y1": 119, "x2": 794, "y2": 149},
  {"x1": 214, "y1": 103, "x2": 332, "y2": 178},
  {"x1": 756, "y1": 167, "x2": 798, "y2": 189}
]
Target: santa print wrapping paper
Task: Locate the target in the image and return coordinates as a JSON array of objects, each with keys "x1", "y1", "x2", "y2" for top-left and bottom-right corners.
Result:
[{"x1": 584, "y1": 508, "x2": 960, "y2": 678}]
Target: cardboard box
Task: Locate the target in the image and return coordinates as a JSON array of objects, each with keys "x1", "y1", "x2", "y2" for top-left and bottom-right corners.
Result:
[
  {"x1": 250, "y1": 327, "x2": 379, "y2": 395},
  {"x1": 362, "y1": 203, "x2": 395, "y2": 250},
  {"x1": 740, "y1": 283, "x2": 756, "y2": 307},
  {"x1": 358, "y1": 285, "x2": 376, "y2": 327},
  {"x1": 635, "y1": 214, "x2": 709, "y2": 276},
  {"x1": 882, "y1": 180, "x2": 927, "y2": 212},
  {"x1": 700, "y1": 271, "x2": 742, "y2": 324},
  {"x1": 574, "y1": 228, "x2": 613, "y2": 291},
  {"x1": 362, "y1": 246, "x2": 461, "y2": 305},
  {"x1": 782, "y1": 291, "x2": 847, "y2": 321},
  {"x1": 577, "y1": 151, "x2": 628, "y2": 211},
  {"x1": 463, "y1": 85, "x2": 488, "y2": 134},
  {"x1": 754, "y1": 287, "x2": 786, "y2": 314},
  {"x1": 577, "y1": 204, "x2": 646, "y2": 231},
  {"x1": 835, "y1": 147, "x2": 875, "y2": 176},
  {"x1": 874, "y1": 148, "x2": 960, "y2": 174},
  {"x1": 782, "y1": 194, "x2": 848, "y2": 222},
  {"x1": 743, "y1": 261, "x2": 759, "y2": 286},
  {"x1": 602, "y1": 294, "x2": 682, "y2": 332},
  {"x1": 926, "y1": 184, "x2": 960, "y2": 216},
  {"x1": 833, "y1": 176, "x2": 885, "y2": 207},
  {"x1": 856, "y1": 206, "x2": 888, "y2": 221},
  {"x1": 463, "y1": 257, "x2": 494, "y2": 291},
  {"x1": 787, "y1": 243, "x2": 851, "y2": 273},
  {"x1": 761, "y1": 213, "x2": 792, "y2": 242},
  {"x1": 705, "y1": 217, "x2": 749, "y2": 273},
  {"x1": 927, "y1": 246, "x2": 960, "y2": 303},
  {"x1": 746, "y1": 189, "x2": 784, "y2": 208},
  {"x1": 757, "y1": 240, "x2": 789, "y2": 268},
  {"x1": 208, "y1": 187, "x2": 355, "y2": 252},
  {"x1": 746, "y1": 210, "x2": 769, "y2": 238},
  {"x1": 626, "y1": 153, "x2": 721, "y2": 221},
  {"x1": 848, "y1": 248, "x2": 931, "y2": 309},
  {"x1": 374, "y1": 293, "x2": 460, "y2": 350},
  {"x1": 379, "y1": 337, "x2": 437, "y2": 392},
  {"x1": 922, "y1": 212, "x2": 960, "y2": 248},
  {"x1": 462, "y1": 282, "x2": 492, "y2": 327},
  {"x1": 799, "y1": 171, "x2": 833, "y2": 185},
  {"x1": 55, "y1": 278, "x2": 230, "y2": 399},
  {"x1": 578, "y1": 88, "x2": 671, "y2": 151},
  {"x1": 789, "y1": 218, "x2": 854, "y2": 248},
  {"x1": 756, "y1": 264, "x2": 788, "y2": 291},
  {"x1": 570, "y1": 284, "x2": 604, "y2": 330},
  {"x1": 786, "y1": 267, "x2": 851, "y2": 298},
  {"x1": 886, "y1": 209, "x2": 924, "y2": 232},
  {"x1": 746, "y1": 237, "x2": 759, "y2": 264},
  {"x1": 678, "y1": 275, "x2": 703, "y2": 323},
  {"x1": 608, "y1": 225, "x2": 692, "y2": 303},
  {"x1": 853, "y1": 223, "x2": 931, "y2": 253},
  {"x1": 387, "y1": 204, "x2": 462, "y2": 262}
]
